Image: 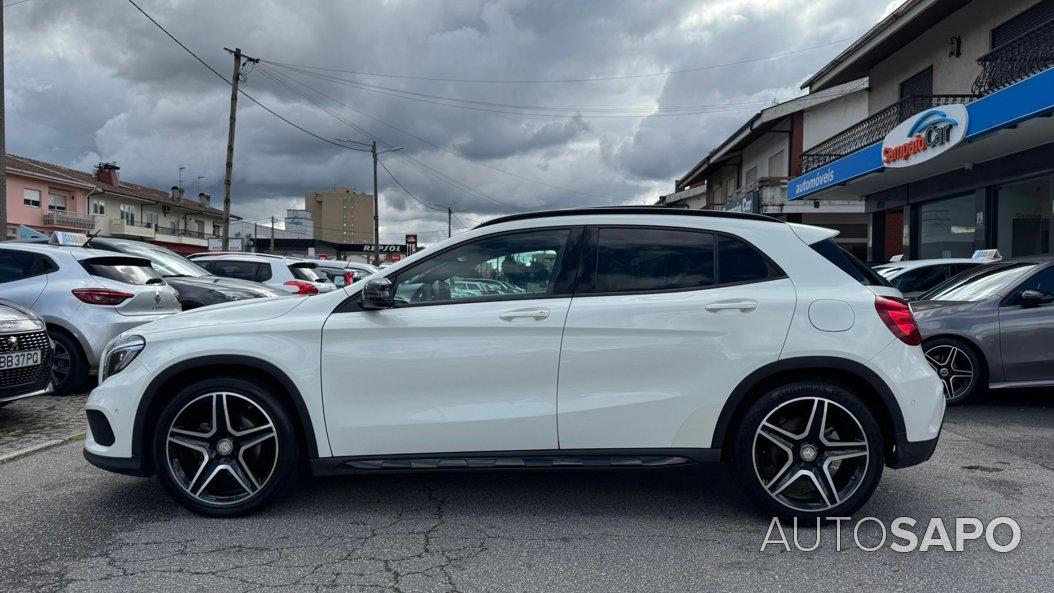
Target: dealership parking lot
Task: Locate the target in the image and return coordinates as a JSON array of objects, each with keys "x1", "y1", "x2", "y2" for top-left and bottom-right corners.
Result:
[{"x1": 1, "y1": 391, "x2": 1051, "y2": 593}]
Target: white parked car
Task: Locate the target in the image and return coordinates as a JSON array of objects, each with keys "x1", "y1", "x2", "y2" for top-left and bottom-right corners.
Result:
[
  {"x1": 0, "y1": 243, "x2": 180, "y2": 394},
  {"x1": 191, "y1": 254, "x2": 337, "y2": 295},
  {"x1": 873, "y1": 258, "x2": 988, "y2": 299},
  {"x1": 84, "y1": 207, "x2": 944, "y2": 519},
  {"x1": 294, "y1": 259, "x2": 378, "y2": 288}
]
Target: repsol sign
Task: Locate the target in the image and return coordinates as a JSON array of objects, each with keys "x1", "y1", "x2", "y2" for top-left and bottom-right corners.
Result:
[{"x1": 881, "y1": 105, "x2": 968, "y2": 168}]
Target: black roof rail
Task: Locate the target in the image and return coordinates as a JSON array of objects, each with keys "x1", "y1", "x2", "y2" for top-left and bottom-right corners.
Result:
[{"x1": 474, "y1": 206, "x2": 783, "y2": 228}]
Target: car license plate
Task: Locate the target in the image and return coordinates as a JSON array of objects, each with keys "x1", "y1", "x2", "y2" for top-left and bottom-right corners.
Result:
[{"x1": 0, "y1": 350, "x2": 42, "y2": 370}]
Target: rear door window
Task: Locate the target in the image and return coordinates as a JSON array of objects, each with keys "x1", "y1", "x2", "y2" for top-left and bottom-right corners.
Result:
[
  {"x1": 209, "y1": 260, "x2": 268, "y2": 282},
  {"x1": 289, "y1": 264, "x2": 322, "y2": 282},
  {"x1": 81, "y1": 257, "x2": 163, "y2": 285},
  {"x1": 0, "y1": 251, "x2": 53, "y2": 283},
  {"x1": 717, "y1": 235, "x2": 781, "y2": 284},
  {"x1": 591, "y1": 227, "x2": 715, "y2": 293}
]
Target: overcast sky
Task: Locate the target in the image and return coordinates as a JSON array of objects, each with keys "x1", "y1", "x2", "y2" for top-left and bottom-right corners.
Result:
[{"x1": 6, "y1": 0, "x2": 902, "y2": 242}]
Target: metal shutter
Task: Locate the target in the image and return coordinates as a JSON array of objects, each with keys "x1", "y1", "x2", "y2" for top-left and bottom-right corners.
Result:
[
  {"x1": 900, "y1": 66, "x2": 934, "y2": 99},
  {"x1": 991, "y1": 0, "x2": 1054, "y2": 49}
]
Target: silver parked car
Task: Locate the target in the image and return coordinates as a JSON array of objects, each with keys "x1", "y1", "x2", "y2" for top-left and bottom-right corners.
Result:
[
  {"x1": 873, "y1": 258, "x2": 988, "y2": 300},
  {"x1": 0, "y1": 298, "x2": 53, "y2": 407},
  {"x1": 913, "y1": 256, "x2": 1054, "y2": 404},
  {"x1": 0, "y1": 243, "x2": 181, "y2": 394}
]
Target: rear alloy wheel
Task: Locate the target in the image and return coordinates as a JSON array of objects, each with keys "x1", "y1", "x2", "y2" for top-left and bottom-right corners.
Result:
[
  {"x1": 153, "y1": 378, "x2": 300, "y2": 517},
  {"x1": 731, "y1": 382, "x2": 884, "y2": 519},
  {"x1": 923, "y1": 340, "x2": 981, "y2": 405}
]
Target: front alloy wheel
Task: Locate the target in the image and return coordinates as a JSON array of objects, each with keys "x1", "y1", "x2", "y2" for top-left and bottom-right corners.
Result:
[{"x1": 153, "y1": 378, "x2": 300, "y2": 517}]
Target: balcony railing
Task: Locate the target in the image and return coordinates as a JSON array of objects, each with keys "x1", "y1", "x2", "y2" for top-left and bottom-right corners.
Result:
[
  {"x1": 973, "y1": 17, "x2": 1054, "y2": 96},
  {"x1": 800, "y1": 94, "x2": 976, "y2": 174},
  {"x1": 43, "y1": 210, "x2": 96, "y2": 231}
]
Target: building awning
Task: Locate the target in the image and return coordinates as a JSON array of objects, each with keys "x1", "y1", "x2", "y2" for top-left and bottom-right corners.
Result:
[{"x1": 787, "y1": 66, "x2": 1054, "y2": 201}]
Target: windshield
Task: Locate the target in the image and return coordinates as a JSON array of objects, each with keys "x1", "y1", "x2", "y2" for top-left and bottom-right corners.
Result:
[
  {"x1": 289, "y1": 264, "x2": 325, "y2": 282},
  {"x1": 921, "y1": 264, "x2": 1037, "y2": 302},
  {"x1": 115, "y1": 243, "x2": 209, "y2": 277}
]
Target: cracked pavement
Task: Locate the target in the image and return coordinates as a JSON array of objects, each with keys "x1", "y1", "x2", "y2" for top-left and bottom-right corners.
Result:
[{"x1": 0, "y1": 391, "x2": 1051, "y2": 592}]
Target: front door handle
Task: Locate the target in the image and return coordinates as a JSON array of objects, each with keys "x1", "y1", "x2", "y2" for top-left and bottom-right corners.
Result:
[
  {"x1": 705, "y1": 299, "x2": 758, "y2": 313},
  {"x1": 499, "y1": 308, "x2": 551, "y2": 321}
]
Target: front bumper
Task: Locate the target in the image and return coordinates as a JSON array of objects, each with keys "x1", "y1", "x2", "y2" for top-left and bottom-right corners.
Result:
[
  {"x1": 83, "y1": 448, "x2": 151, "y2": 476},
  {"x1": 0, "y1": 382, "x2": 53, "y2": 404},
  {"x1": 84, "y1": 358, "x2": 151, "y2": 473}
]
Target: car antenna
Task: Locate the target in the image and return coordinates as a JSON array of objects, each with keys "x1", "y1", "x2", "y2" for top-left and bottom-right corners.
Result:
[{"x1": 81, "y1": 229, "x2": 103, "y2": 248}]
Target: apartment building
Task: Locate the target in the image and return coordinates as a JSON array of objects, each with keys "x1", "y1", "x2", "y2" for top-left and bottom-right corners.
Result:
[
  {"x1": 4, "y1": 156, "x2": 230, "y2": 253},
  {"x1": 304, "y1": 186, "x2": 376, "y2": 244},
  {"x1": 789, "y1": 0, "x2": 1054, "y2": 261}
]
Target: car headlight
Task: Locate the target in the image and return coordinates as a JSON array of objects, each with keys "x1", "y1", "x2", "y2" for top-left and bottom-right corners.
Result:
[{"x1": 100, "y1": 334, "x2": 145, "y2": 383}]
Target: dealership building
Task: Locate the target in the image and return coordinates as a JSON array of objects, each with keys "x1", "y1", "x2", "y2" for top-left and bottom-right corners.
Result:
[{"x1": 788, "y1": 0, "x2": 1054, "y2": 262}]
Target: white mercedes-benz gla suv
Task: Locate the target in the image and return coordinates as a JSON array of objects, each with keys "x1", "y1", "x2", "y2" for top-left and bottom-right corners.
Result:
[{"x1": 84, "y1": 208, "x2": 944, "y2": 518}]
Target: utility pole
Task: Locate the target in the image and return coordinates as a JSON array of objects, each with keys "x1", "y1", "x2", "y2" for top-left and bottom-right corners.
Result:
[
  {"x1": 253, "y1": 222, "x2": 259, "y2": 253},
  {"x1": 270, "y1": 216, "x2": 275, "y2": 252},
  {"x1": 221, "y1": 47, "x2": 258, "y2": 251},
  {"x1": 371, "y1": 141, "x2": 380, "y2": 265},
  {"x1": 447, "y1": 207, "x2": 452, "y2": 238},
  {"x1": 0, "y1": 6, "x2": 7, "y2": 240}
]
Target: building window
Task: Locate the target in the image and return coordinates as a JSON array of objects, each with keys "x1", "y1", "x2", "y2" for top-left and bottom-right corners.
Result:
[
  {"x1": 91, "y1": 198, "x2": 105, "y2": 215},
  {"x1": 991, "y1": 0, "x2": 1054, "y2": 49},
  {"x1": 744, "y1": 166, "x2": 758, "y2": 186},
  {"x1": 48, "y1": 190, "x2": 70, "y2": 212},
  {"x1": 171, "y1": 219, "x2": 180, "y2": 232},
  {"x1": 196, "y1": 220, "x2": 205, "y2": 234},
  {"x1": 120, "y1": 204, "x2": 136, "y2": 225},
  {"x1": 900, "y1": 66, "x2": 933, "y2": 99},
  {"x1": 768, "y1": 151, "x2": 786, "y2": 177},
  {"x1": 996, "y1": 177, "x2": 1052, "y2": 257},
  {"x1": 23, "y1": 188, "x2": 41, "y2": 207},
  {"x1": 917, "y1": 194, "x2": 977, "y2": 259},
  {"x1": 144, "y1": 210, "x2": 158, "y2": 228}
]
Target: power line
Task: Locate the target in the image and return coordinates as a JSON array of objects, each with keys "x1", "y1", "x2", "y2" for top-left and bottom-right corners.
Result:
[
  {"x1": 3, "y1": 0, "x2": 42, "y2": 7},
  {"x1": 125, "y1": 0, "x2": 370, "y2": 153},
  {"x1": 259, "y1": 36, "x2": 858, "y2": 85},
  {"x1": 256, "y1": 64, "x2": 612, "y2": 201},
  {"x1": 376, "y1": 156, "x2": 448, "y2": 212}
]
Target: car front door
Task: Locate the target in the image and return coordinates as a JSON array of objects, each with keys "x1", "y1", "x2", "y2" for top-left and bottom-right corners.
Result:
[
  {"x1": 557, "y1": 226, "x2": 796, "y2": 450},
  {"x1": 321, "y1": 227, "x2": 580, "y2": 457},
  {"x1": 998, "y1": 265, "x2": 1054, "y2": 383}
]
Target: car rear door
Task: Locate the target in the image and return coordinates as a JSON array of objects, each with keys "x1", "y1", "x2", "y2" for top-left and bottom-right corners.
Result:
[
  {"x1": 556, "y1": 226, "x2": 796, "y2": 450},
  {"x1": 998, "y1": 265, "x2": 1054, "y2": 382},
  {"x1": 0, "y1": 249, "x2": 52, "y2": 308},
  {"x1": 320, "y1": 227, "x2": 580, "y2": 457}
]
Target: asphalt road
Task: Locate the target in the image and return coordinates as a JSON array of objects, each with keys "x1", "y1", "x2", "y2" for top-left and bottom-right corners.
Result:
[{"x1": 0, "y1": 390, "x2": 1051, "y2": 593}]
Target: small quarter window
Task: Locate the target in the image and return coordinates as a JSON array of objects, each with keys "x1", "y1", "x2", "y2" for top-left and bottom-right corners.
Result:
[{"x1": 717, "y1": 235, "x2": 779, "y2": 284}]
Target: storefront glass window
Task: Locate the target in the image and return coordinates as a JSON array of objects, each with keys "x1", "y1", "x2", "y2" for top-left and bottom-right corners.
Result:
[
  {"x1": 917, "y1": 194, "x2": 977, "y2": 259},
  {"x1": 996, "y1": 177, "x2": 1052, "y2": 257}
]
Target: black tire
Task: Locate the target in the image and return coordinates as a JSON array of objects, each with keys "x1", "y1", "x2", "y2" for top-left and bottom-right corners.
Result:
[
  {"x1": 152, "y1": 377, "x2": 301, "y2": 517},
  {"x1": 49, "y1": 330, "x2": 88, "y2": 396},
  {"x1": 730, "y1": 381, "x2": 885, "y2": 520},
  {"x1": 922, "y1": 337, "x2": 984, "y2": 405}
]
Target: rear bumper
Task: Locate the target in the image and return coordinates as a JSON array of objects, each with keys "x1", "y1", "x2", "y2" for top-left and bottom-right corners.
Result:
[{"x1": 889, "y1": 429, "x2": 941, "y2": 469}]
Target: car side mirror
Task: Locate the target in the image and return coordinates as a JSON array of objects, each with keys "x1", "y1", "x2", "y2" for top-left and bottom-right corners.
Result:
[
  {"x1": 1019, "y1": 289, "x2": 1054, "y2": 308},
  {"x1": 361, "y1": 277, "x2": 395, "y2": 310}
]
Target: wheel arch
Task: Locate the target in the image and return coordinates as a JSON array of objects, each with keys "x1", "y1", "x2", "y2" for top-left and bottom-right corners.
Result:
[
  {"x1": 43, "y1": 320, "x2": 90, "y2": 361},
  {"x1": 712, "y1": 357, "x2": 907, "y2": 463},
  {"x1": 132, "y1": 355, "x2": 319, "y2": 472}
]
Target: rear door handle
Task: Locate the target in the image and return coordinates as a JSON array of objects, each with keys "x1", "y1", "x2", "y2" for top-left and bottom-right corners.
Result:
[
  {"x1": 705, "y1": 299, "x2": 758, "y2": 313},
  {"x1": 499, "y1": 308, "x2": 551, "y2": 321}
]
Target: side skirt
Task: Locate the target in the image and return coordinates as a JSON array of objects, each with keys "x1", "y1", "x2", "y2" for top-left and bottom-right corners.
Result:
[{"x1": 310, "y1": 448, "x2": 721, "y2": 476}]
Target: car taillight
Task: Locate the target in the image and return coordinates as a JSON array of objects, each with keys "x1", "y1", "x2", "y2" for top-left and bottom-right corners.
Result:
[
  {"x1": 284, "y1": 280, "x2": 319, "y2": 295},
  {"x1": 72, "y1": 288, "x2": 134, "y2": 306},
  {"x1": 875, "y1": 296, "x2": 922, "y2": 346}
]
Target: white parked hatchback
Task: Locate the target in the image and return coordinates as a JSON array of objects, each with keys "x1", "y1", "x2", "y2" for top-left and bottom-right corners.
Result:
[
  {"x1": 84, "y1": 207, "x2": 944, "y2": 518},
  {"x1": 192, "y1": 253, "x2": 337, "y2": 295}
]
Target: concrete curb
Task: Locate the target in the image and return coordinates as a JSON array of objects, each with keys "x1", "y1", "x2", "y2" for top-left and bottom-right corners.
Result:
[{"x1": 0, "y1": 432, "x2": 86, "y2": 464}]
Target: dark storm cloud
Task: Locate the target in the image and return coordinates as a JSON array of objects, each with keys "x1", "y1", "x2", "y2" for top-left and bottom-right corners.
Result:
[{"x1": 5, "y1": 0, "x2": 899, "y2": 236}]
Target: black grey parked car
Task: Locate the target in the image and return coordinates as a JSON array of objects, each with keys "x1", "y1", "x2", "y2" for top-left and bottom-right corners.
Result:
[
  {"x1": 90, "y1": 238, "x2": 287, "y2": 310},
  {"x1": 912, "y1": 256, "x2": 1054, "y2": 404},
  {"x1": 0, "y1": 298, "x2": 52, "y2": 407}
]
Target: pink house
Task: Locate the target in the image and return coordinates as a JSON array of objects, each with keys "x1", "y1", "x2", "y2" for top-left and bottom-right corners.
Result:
[{"x1": 4, "y1": 154, "x2": 97, "y2": 239}]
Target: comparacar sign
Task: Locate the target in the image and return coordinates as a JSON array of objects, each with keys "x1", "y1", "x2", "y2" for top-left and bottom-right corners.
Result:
[{"x1": 881, "y1": 105, "x2": 968, "y2": 168}]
